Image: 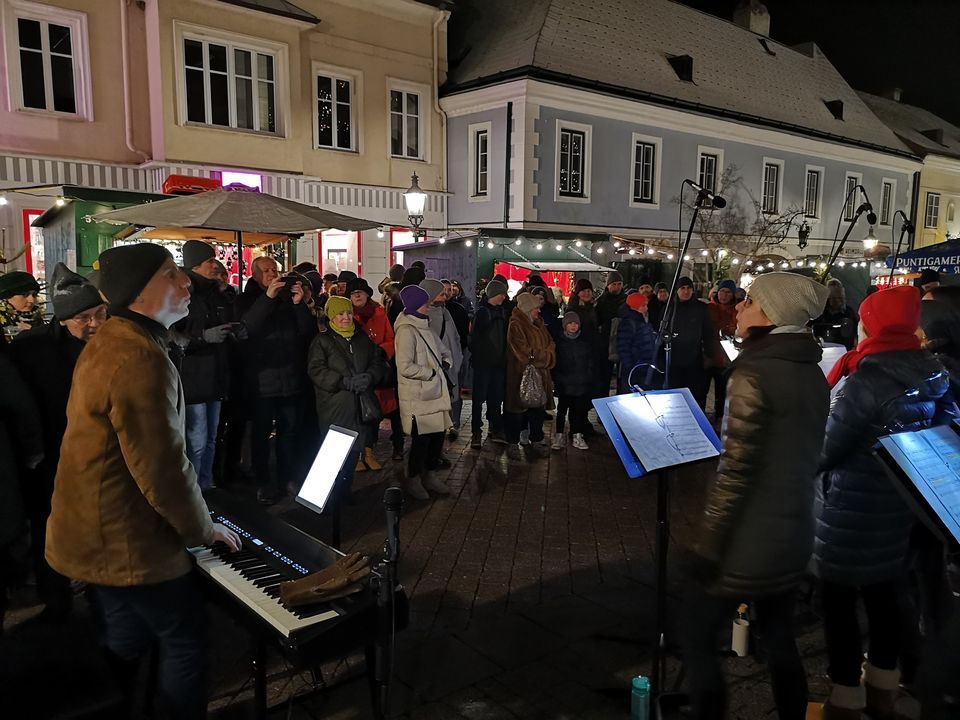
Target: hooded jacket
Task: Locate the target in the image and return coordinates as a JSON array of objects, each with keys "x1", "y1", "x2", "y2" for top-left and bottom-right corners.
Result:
[
  {"x1": 691, "y1": 332, "x2": 829, "y2": 597},
  {"x1": 814, "y1": 349, "x2": 951, "y2": 586},
  {"x1": 394, "y1": 312, "x2": 452, "y2": 435},
  {"x1": 505, "y1": 308, "x2": 556, "y2": 413},
  {"x1": 616, "y1": 304, "x2": 657, "y2": 383},
  {"x1": 470, "y1": 299, "x2": 509, "y2": 368},
  {"x1": 173, "y1": 270, "x2": 236, "y2": 403}
]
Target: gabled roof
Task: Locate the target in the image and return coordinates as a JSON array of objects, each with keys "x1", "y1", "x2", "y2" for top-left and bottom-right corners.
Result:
[
  {"x1": 446, "y1": 0, "x2": 915, "y2": 158},
  {"x1": 858, "y1": 92, "x2": 960, "y2": 162}
]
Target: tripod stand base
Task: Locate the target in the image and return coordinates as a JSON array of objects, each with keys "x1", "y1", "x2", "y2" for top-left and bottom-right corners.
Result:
[{"x1": 654, "y1": 691, "x2": 690, "y2": 720}]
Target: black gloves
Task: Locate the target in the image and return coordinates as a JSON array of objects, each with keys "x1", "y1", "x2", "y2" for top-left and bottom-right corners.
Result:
[
  {"x1": 342, "y1": 373, "x2": 372, "y2": 393},
  {"x1": 202, "y1": 324, "x2": 233, "y2": 344}
]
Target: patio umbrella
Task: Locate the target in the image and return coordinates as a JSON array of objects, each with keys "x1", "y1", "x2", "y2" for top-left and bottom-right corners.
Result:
[{"x1": 93, "y1": 187, "x2": 380, "y2": 274}]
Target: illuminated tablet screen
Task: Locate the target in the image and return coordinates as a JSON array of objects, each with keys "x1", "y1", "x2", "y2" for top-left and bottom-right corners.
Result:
[{"x1": 296, "y1": 425, "x2": 358, "y2": 516}]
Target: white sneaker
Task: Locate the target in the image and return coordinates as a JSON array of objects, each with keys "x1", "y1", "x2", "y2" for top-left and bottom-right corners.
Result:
[
  {"x1": 519, "y1": 429, "x2": 531, "y2": 446},
  {"x1": 403, "y1": 476, "x2": 429, "y2": 500},
  {"x1": 422, "y1": 472, "x2": 450, "y2": 495},
  {"x1": 551, "y1": 432, "x2": 565, "y2": 450},
  {"x1": 572, "y1": 433, "x2": 589, "y2": 451}
]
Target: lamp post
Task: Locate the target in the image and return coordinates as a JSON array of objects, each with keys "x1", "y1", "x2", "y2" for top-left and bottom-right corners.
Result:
[
  {"x1": 797, "y1": 221, "x2": 811, "y2": 250},
  {"x1": 402, "y1": 172, "x2": 427, "y2": 240},
  {"x1": 862, "y1": 225, "x2": 879, "y2": 253}
]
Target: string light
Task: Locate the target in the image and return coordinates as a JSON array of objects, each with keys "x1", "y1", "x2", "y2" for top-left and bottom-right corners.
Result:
[
  {"x1": 613, "y1": 240, "x2": 621, "y2": 248},
  {"x1": 683, "y1": 255, "x2": 691, "y2": 261},
  {"x1": 839, "y1": 260, "x2": 846, "y2": 267},
  {"x1": 819, "y1": 262, "x2": 827, "y2": 269},
  {"x1": 377, "y1": 228, "x2": 384, "y2": 239},
  {"x1": 438, "y1": 236, "x2": 446, "y2": 244},
  {"x1": 597, "y1": 247, "x2": 604, "y2": 254},
  {"x1": 514, "y1": 239, "x2": 522, "y2": 246},
  {"x1": 465, "y1": 239, "x2": 473, "y2": 247},
  {"x1": 767, "y1": 262, "x2": 774, "y2": 268},
  {"x1": 780, "y1": 262, "x2": 789, "y2": 269},
  {"x1": 0, "y1": 194, "x2": 7, "y2": 206},
  {"x1": 700, "y1": 249, "x2": 709, "y2": 256},
  {"x1": 536, "y1": 243, "x2": 543, "y2": 250},
  {"x1": 487, "y1": 241, "x2": 494, "y2": 249},
  {"x1": 555, "y1": 244, "x2": 562, "y2": 252},
  {"x1": 646, "y1": 248, "x2": 655, "y2": 255},
  {"x1": 745, "y1": 260, "x2": 753, "y2": 266},
  {"x1": 575, "y1": 239, "x2": 583, "y2": 247},
  {"x1": 731, "y1": 258, "x2": 739, "y2": 265},
  {"x1": 628, "y1": 249, "x2": 636, "y2": 255},
  {"x1": 667, "y1": 253, "x2": 675, "y2": 260},
  {"x1": 55, "y1": 196, "x2": 66, "y2": 207}
]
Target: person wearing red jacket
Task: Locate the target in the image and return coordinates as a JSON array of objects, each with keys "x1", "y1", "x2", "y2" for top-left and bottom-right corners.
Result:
[{"x1": 348, "y1": 278, "x2": 402, "y2": 467}]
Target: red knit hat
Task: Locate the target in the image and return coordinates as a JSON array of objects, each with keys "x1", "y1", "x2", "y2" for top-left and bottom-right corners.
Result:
[
  {"x1": 859, "y1": 285, "x2": 920, "y2": 338},
  {"x1": 626, "y1": 292, "x2": 648, "y2": 310}
]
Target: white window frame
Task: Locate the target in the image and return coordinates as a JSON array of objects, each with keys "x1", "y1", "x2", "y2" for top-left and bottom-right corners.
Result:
[
  {"x1": 554, "y1": 119, "x2": 592, "y2": 204},
  {"x1": 843, "y1": 172, "x2": 863, "y2": 222},
  {"x1": 696, "y1": 145, "x2": 724, "y2": 196},
  {"x1": 387, "y1": 78, "x2": 430, "y2": 162},
  {"x1": 803, "y1": 165, "x2": 824, "y2": 221},
  {"x1": 761, "y1": 157, "x2": 784, "y2": 215},
  {"x1": 879, "y1": 178, "x2": 896, "y2": 226},
  {"x1": 925, "y1": 192, "x2": 941, "y2": 229},
  {"x1": 628, "y1": 133, "x2": 662, "y2": 209},
  {"x1": 312, "y1": 61, "x2": 361, "y2": 153},
  {"x1": 2, "y1": 0, "x2": 93, "y2": 120},
  {"x1": 468, "y1": 121, "x2": 492, "y2": 203},
  {"x1": 173, "y1": 21, "x2": 289, "y2": 138}
]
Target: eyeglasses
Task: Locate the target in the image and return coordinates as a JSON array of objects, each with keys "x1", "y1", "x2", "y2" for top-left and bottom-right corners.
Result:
[{"x1": 68, "y1": 308, "x2": 107, "y2": 326}]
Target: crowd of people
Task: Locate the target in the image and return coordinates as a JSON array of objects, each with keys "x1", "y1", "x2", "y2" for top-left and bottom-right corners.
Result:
[{"x1": 1, "y1": 241, "x2": 959, "y2": 718}]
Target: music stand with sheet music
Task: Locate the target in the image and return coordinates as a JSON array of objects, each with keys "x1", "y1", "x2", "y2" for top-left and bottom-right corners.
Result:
[
  {"x1": 875, "y1": 422, "x2": 960, "y2": 548},
  {"x1": 593, "y1": 388, "x2": 721, "y2": 698},
  {"x1": 297, "y1": 425, "x2": 359, "y2": 547}
]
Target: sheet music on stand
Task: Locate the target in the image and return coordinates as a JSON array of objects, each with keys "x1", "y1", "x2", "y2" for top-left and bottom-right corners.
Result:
[
  {"x1": 594, "y1": 389, "x2": 721, "y2": 477},
  {"x1": 878, "y1": 424, "x2": 960, "y2": 545}
]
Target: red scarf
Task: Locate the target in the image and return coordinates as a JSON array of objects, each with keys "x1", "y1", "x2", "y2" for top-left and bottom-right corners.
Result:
[
  {"x1": 826, "y1": 285, "x2": 921, "y2": 388},
  {"x1": 354, "y1": 299, "x2": 378, "y2": 323},
  {"x1": 826, "y1": 331, "x2": 920, "y2": 387}
]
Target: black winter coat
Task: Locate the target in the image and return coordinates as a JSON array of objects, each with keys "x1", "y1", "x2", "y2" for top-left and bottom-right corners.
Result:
[
  {"x1": 662, "y1": 298, "x2": 717, "y2": 369},
  {"x1": 9, "y1": 321, "x2": 84, "y2": 509},
  {"x1": 691, "y1": 332, "x2": 829, "y2": 597},
  {"x1": 596, "y1": 290, "x2": 626, "y2": 338},
  {"x1": 470, "y1": 300, "x2": 509, "y2": 368},
  {"x1": 307, "y1": 327, "x2": 388, "y2": 432},
  {"x1": 237, "y1": 280, "x2": 317, "y2": 399},
  {"x1": 445, "y1": 299, "x2": 470, "y2": 351},
  {"x1": 814, "y1": 350, "x2": 951, "y2": 586},
  {"x1": 173, "y1": 271, "x2": 236, "y2": 403},
  {"x1": 554, "y1": 333, "x2": 594, "y2": 397},
  {"x1": 0, "y1": 350, "x2": 43, "y2": 545}
]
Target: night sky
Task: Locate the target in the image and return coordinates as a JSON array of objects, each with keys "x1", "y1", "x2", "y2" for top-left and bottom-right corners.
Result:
[{"x1": 678, "y1": 0, "x2": 960, "y2": 125}]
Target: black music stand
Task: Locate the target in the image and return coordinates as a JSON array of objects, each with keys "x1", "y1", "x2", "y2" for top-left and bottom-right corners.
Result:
[{"x1": 593, "y1": 389, "x2": 721, "y2": 705}]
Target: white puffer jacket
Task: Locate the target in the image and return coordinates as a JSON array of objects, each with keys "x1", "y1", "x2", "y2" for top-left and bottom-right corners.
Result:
[{"x1": 394, "y1": 312, "x2": 452, "y2": 434}]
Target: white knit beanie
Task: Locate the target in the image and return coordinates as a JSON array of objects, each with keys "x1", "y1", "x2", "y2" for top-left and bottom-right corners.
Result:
[{"x1": 748, "y1": 272, "x2": 830, "y2": 327}]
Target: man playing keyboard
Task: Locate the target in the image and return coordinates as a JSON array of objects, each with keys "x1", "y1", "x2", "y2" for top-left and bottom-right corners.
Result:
[{"x1": 46, "y1": 243, "x2": 240, "y2": 720}]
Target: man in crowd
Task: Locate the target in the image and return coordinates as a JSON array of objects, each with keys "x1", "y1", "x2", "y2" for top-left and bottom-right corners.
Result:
[
  {"x1": 648, "y1": 281, "x2": 670, "y2": 328},
  {"x1": 171, "y1": 240, "x2": 237, "y2": 490},
  {"x1": 638, "y1": 280, "x2": 654, "y2": 297},
  {"x1": 11, "y1": 263, "x2": 106, "y2": 622},
  {"x1": 661, "y1": 276, "x2": 721, "y2": 408},
  {"x1": 707, "y1": 279, "x2": 738, "y2": 419},
  {"x1": 916, "y1": 269, "x2": 941, "y2": 295},
  {"x1": 812, "y1": 279, "x2": 859, "y2": 350},
  {"x1": 595, "y1": 271, "x2": 627, "y2": 397},
  {"x1": 336, "y1": 270, "x2": 357, "y2": 297},
  {"x1": 469, "y1": 278, "x2": 510, "y2": 449},
  {"x1": 238, "y1": 256, "x2": 317, "y2": 504},
  {"x1": 46, "y1": 243, "x2": 240, "y2": 719}
]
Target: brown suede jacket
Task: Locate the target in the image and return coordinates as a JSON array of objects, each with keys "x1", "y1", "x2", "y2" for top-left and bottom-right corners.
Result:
[{"x1": 46, "y1": 316, "x2": 214, "y2": 586}]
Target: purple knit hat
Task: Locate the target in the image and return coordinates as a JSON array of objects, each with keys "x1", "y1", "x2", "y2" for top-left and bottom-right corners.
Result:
[{"x1": 400, "y1": 284, "x2": 430, "y2": 314}]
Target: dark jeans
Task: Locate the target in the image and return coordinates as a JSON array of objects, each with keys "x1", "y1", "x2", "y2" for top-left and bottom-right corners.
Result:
[
  {"x1": 505, "y1": 408, "x2": 546, "y2": 443},
  {"x1": 408, "y1": 418, "x2": 444, "y2": 478},
  {"x1": 185, "y1": 401, "x2": 221, "y2": 490},
  {"x1": 251, "y1": 395, "x2": 301, "y2": 492},
  {"x1": 388, "y1": 409, "x2": 404, "y2": 446},
  {"x1": 30, "y1": 508, "x2": 71, "y2": 612},
  {"x1": 669, "y1": 365, "x2": 708, "y2": 409},
  {"x1": 214, "y1": 397, "x2": 248, "y2": 484},
  {"x1": 821, "y1": 579, "x2": 901, "y2": 686},
  {"x1": 556, "y1": 394, "x2": 591, "y2": 434},
  {"x1": 92, "y1": 575, "x2": 207, "y2": 720},
  {"x1": 681, "y1": 589, "x2": 807, "y2": 720},
  {"x1": 471, "y1": 365, "x2": 505, "y2": 435},
  {"x1": 706, "y1": 367, "x2": 728, "y2": 418}
]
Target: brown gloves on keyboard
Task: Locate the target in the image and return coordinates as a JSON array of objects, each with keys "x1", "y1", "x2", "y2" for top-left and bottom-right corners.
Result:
[{"x1": 280, "y1": 552, "x2": 372, "y2": 608}]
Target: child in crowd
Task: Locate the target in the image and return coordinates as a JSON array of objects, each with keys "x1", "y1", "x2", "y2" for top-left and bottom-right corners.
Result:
[{"x1": 552, "y1": 311, "x2": 593, "y2": 451}]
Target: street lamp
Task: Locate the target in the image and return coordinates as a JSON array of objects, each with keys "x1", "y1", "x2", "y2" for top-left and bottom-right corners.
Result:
[
  {"x1": 797, "y1": 221, "x2": 811, "y2": 250},
  {"x1": 862, "y1": 225, "x2": 879, "y2": 252},
  {"x1": 403, "y1": 172, "x2": 427, "y2": 239}
]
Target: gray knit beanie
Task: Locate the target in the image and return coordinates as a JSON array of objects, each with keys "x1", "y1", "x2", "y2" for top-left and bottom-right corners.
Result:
[
  {"x1": 748, "y1": 272, "x2": 830, "y2": 327},
  {"x1": 485, "y1": 279, "x2": 508, "y2": 299},
  {"x1": 419, "y1": 278, "x2": 446, "y2": 302}
]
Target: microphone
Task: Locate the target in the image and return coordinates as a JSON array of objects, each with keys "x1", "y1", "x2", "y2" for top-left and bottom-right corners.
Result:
[
  {"x1": 684, "y1": 179, "x2": 726, "y2": 208},
  {"x1": 383, "y1": 486, "x2": 404, "y2": 562},
  {"x1": 855, "y1": 185, "x2": 878, "y2": 225},
  {"x1": 894, "y1": 210, "x2": 915, "y2": 234}
]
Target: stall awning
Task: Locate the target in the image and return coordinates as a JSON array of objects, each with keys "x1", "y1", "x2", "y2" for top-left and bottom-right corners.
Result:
[
  {"x1": 505, "y1": 260, "x2": 616, "y2": 273},
  {"x1": 886, "y1": 238, "x2": 960, "y2": 274}
]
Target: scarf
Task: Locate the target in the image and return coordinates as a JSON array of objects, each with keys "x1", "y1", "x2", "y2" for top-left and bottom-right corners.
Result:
[
  {"x1": 826, "y1": 331, "x2": 920, "y2": 387},
  {"x1": 354, "y1": 298, "x2": 377, "y2": 323},
  {"x1": 325, "y1": 296, "x2": 356, "y2": 338},
  {"x1": 563, "y1": 328, "x2": 581, "y2": 340}
]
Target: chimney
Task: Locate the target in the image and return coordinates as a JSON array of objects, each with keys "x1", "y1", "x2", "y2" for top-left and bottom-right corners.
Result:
[
  {"x1": 882, "y1": 87, "x2": 903, "y2": 102},
  {"x1": 733, "y1": 0, "x2": 771, "y2": 38}
]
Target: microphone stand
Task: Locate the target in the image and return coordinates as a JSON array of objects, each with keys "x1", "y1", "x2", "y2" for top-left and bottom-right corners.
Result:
[
  {"x1": 643, "y1": 189, "x2": 711, "y2": 698},
  {"x1": 888, "y1": 211, "x2": 915, "y2": 283},
  {"x1": 820, "y1": 204, "x2": 873, "y2": 280},
  {"x1": 373, "y1": 487, "x2": 403, "y2": 720}
]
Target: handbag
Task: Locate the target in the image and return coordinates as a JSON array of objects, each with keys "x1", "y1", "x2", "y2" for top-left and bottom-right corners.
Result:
[
  {"x1": 414, "y1": 329, "x2": 456, "y2": 397},
  {"x1": 519, "y1": 356, "x2": 547, "y2": 408}
]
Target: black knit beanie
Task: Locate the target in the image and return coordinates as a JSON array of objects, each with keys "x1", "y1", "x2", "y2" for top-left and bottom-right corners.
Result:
[
  {"x1": 98, "y1": 243, "x2": 172, "y2": 307},
  {"x1": 50, "y1": 262, "x2": 102, "y2": 319},
  {"x1": 181, "y1": 240, "x2": 215, "y2": 270},
  {"x1": 0, "y1": 270, "x2": 40, "y2": 299}
]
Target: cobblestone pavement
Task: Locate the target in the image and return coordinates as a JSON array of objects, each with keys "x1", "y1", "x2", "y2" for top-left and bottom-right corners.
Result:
[{"x1": 1, "y1": 399, "x2": 831, "y2": 719}]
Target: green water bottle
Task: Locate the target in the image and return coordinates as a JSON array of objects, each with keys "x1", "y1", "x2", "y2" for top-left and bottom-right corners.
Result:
[{"x1": 631, "y1": 675, "x2": 650, "y2": 720}]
